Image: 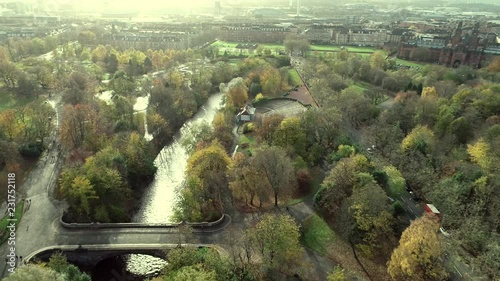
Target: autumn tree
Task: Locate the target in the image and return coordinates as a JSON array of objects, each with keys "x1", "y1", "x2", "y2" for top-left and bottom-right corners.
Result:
[
  {"x1": 387, "y1": 214, "x2": 448, "y2": 281},
  {"x1": 212, "y1": 110, "x2": 234, "y2": 151},
  {"x1": 61, "y1": 175, "x2": 97, "y2": 218},
  {"x1": 370, "y1": 51, "x2": 387, "y2": 70},
  {"x1": 252, "y1": 146, "x2": 295, "y2": 206},
  {"x1": 273, "y1": 116, "x2": 307, "y2": 157},
  {"x1": 332, "y1": 86, "x2": 376, "y2": 129},
  {"x1": 316, "y1": 154, "x2": 371, "y2": 213},
  {"x1": 107, "y1": 53, "x2": 119, "y2": 73},
  {"x1": 247, "y1": 214, "x2": 302, "y2": 275},
  {"x1": 255, "y1": 114, "x2": 284, "y2": 145},
  {"x1": 467, "y1": 138, "x2": 493, "y2": 171},
  {"x1": 401, "y1": 125, "x2": 435, "y2": 155},
  {"x1": 0, "y1": 60, "x2": 20, "y2": 88},
  {"x1": 82, "y1": 147, "x2": 131, "y2": 222},
  {"x1": 0, "y1": 110, "x2": 22, "y2": 141},
  {"x1": 91, "y1": 44, "x2": 107, "y2": 63},
  {"x1": 229, "y1": 152, "x2": 270, "y2": 208},
  {"x1": 163, "y1": 246, "x2": 233, "y2": 280},
  {"x1": 109, "y1": 77, "x2": 136, "y2": 97},
  {"x1": 177, "y1": 141, "x2": 232, "y2": 221},
  {"x1": 300, "y1": 107, "x2": 342, "y2": 161},
  {"x1": 349, "y1": 175, "x2": 396, "y2": 257},
  {"x1": 60, "y1": 104, "x2": 104, "y2": 150},
  {"x1": 261, "y1": 67, "x2": 282, "y2": 96},
  {"x1": 59, "y1": 147, "x2": 132, "y2": 222},
  {"x1": 62, "y1": 71, "x2": 97, "y2": 105},
  {"x1": 226, "y1": 78, "x2": 248, "y2": 110},
  {"x1": 21, "y1": 102, "x2": 55, "y2": 146}
]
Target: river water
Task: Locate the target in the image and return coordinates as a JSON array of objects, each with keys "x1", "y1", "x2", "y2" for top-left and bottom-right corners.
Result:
[{"x1": 124, "y1": 91, "x2": 225, "y2": 277}]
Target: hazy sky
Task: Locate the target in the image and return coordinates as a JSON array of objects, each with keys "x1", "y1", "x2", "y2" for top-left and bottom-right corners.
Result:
[{"x1": 50, "y1": 0, "x2": 248, "y2": 11}]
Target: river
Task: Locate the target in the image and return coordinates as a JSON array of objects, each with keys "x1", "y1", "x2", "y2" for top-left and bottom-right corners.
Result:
[{"x1": 122, "y1": 91, "x2": 226, "y2": 278}]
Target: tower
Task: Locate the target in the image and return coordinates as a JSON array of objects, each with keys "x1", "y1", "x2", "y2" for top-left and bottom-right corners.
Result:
[
  {"x1": 451, "y1": 21, "x2": 463, "y2": 48},
  {"x1": 469, "y1": 22, "x2": 480, "y2": 50},
  {"x1": 296, "y1": 0, "x2": 300, "y2": 17}
]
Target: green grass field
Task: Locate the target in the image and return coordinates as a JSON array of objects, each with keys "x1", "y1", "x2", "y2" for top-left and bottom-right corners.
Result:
[
  {"x1": 301, "y1": 214, "x2": 336, "y2": 255},
  {"x1": 0, "y1": 89, "x2": 35, "y2": 113},
  {"x1": 288, "y1": 68, "x2": 302, "y2": 86},
  {"x1": 0, "y1": 201, "x2": 24, "y2": 245},
  {"x1": 310, "y1": 45, "x2": 341, "y2": 51},
  {"x1": 211, "y1": 41, "x2": 378, "y2": 59},
  {"x1": 238, "y1": 133, "x2": 256, "y2": 155},
  {"x1": 393, "y1": 58, "x2": 425, "y2": 67}
]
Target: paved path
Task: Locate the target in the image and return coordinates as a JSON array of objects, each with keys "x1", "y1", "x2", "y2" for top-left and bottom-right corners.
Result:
[
  {"x1": 0, "y1": 96, "x2": 65, "y2": 278},
  {"x1": 287, "y1": 202, "x2": 337, "y2": 280}
]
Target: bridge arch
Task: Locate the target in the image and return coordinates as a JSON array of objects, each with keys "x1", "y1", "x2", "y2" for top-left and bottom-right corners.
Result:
[{"x1": 24, "y1": 244, "x2": 214, "y2": 268}]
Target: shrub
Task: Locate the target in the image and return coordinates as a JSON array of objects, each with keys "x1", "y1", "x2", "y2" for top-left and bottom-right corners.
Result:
[
  {"x1": 242, "y1": 122, "x2": 254, "y2": 133},
  {"x1": 18, "y1": 142, "x2": 43, "y2": 158}
]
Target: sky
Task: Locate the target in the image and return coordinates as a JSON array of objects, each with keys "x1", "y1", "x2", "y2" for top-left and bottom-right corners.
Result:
[{"x1": 53, "y1": 0, "x2": 248, "y2": 12}]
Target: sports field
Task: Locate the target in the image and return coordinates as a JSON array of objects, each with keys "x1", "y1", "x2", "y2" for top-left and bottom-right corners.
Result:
[{"x1": 211, "y1": 41, "x2": 377, "y2": 56}]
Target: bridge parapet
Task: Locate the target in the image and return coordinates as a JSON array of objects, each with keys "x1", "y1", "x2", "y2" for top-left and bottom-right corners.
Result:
[{"x1": 60, "y1": 214, "x2": 229, "y2": 230}]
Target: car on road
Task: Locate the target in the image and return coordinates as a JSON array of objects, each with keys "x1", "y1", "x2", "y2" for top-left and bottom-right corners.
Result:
[{"x1": 409, "y1": 191, "x2": 420, "y2": 201}]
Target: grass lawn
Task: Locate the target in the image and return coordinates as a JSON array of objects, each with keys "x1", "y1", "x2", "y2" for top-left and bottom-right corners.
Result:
[
  {"x1": 287, "y1": 197, "x2": 306, "y2": 206},
  {"x1": 288, "y1": 68, "x2": 302, "y2": 86},
  {"x1": 228, "y1": 59, "x2": 242, "y2": 65},
  {"x1": 238, "y1": 132, "x2": 256, "y2": 154},
  {"x1": 211, "y1": 41, "x2": 240, "y2": 48},
  {"x1": 0, "y1": 88, "x2": 35, "y2": 113},
  {"x1": 350, "y1": 83, "x2": 368, "y2": 94},
  {"x1": 393, "y1": 58, "x2": 425, "y2": 67},
  {"x1": 310, "y1": 45, "x2": 341, "y2": 51},
  {"x1": 239, "y1": 133, "x2": 255, "y2": 145},
  {"x1": 0, "y1": 200, "x2": 24, "y2": 245},
  {"x1": 301, "y1": 214, "x2": 336, "y2": 255},
  {"x1": 346, "y1": 46, "x2": 377, "y2": 53}
]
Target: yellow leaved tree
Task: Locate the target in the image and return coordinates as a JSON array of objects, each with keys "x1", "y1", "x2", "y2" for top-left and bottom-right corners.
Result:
[
  {"x1": 467, "y1": 138, "x2": 495, "y2": 172},
  {"x1": 401, "y1": 125, "x2": 435, "y2": 154},
  {"x1": 387, "y1": 214, "x2": 448, "y2": 281}
]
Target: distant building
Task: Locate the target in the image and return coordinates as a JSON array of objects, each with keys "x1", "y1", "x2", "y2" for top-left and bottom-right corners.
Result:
[
  {"x1": 304, "y1": 24, "x2": 334, "y2": 44},
  {"x1": 219, "y1": 25, "x2": 290, "y2": 43},
  {"x1": 398, "y1": 22, "x2": 491, "y2": 68},
  {"x1": 334, "y1": 28, "x2": 387, "y2": 47}
]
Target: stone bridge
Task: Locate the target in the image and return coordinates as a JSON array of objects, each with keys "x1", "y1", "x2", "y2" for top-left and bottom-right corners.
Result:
[{"x1": 23, "y1": 214, "x2": 232, "y2": 268}]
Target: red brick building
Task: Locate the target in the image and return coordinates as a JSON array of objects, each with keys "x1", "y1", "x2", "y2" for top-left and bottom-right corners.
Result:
[{"x1": 397, "y1": 22, "x2": 487, "y2": 68}]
